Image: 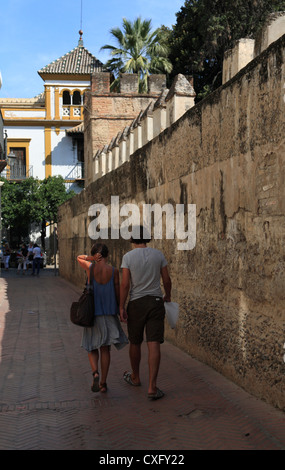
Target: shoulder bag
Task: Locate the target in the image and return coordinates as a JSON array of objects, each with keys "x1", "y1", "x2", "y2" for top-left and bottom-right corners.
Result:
[{"x1": 70, "y1": 263, "x2": 95, "y2": 327}]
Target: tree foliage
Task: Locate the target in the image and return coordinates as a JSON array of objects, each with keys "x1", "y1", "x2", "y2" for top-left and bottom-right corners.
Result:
[
  {"x1": 38, "y1": 176, "x2": 74, "y2": 224},
  {"x1": 0, "y1": 176, "x2": 74, "y2": 246},
  {"x1": 168, "y1": 0, "x2": 285, "y2": 101},
  {"x1": 0, "y1": 177, "x2": 41, "y2": 241},
  {"x1": 101, "y1": 17, "x2": 173, "y2": 92}
]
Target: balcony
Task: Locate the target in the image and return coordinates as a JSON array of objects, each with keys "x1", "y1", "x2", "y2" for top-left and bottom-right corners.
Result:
[
  {"x1": 65, "y1": 162, "x2": 84, "y2": 181},
  {"x1": 62, "y1": 106, "x2": 82, "y2": 119},
  {"x1": 5, "y1": 164, "x2": 33, "y2": 181}
]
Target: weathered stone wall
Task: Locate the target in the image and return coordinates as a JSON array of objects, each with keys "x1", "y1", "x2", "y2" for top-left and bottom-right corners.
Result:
[
  {"x1": 222, "y1": 12, "x2": 285, "y2": 83},
  {"x1": 84, "y1": 72, "x2": 166, "y2": 186},
  {"x1": 91, "y1": 74, "x2": 195, "y2": 182},
  {"x1": 58, "y1": 35, "x2": 285, "y2": 410}
]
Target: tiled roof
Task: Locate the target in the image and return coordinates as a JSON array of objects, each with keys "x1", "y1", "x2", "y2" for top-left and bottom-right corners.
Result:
[
  {"x1": 0, "y1": 95, "x2": 45, "y2": 106},
  {"x1": 66, "y1": 122, "x2": 84, "y2": 135},
  {"x1": 38, "y1": 43, "x2": 104, "y2": 76}
]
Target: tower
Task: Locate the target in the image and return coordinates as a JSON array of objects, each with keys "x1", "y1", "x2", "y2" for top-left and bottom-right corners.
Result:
[{"x1": 0, "y1": 31, "x2": 104, "y2": 191}]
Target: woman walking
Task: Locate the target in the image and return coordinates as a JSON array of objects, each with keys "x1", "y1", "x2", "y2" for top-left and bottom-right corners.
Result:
[{"x1": 77, "y1": 243, "x2": 128, "y2": 393}]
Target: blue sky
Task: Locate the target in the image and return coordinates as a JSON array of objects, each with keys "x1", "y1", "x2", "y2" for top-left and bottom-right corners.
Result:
[{"x1": 0, "y1": 0, "x2": 183, "y2": 98}]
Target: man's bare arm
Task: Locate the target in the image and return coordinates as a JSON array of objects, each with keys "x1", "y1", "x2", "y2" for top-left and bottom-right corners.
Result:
[{"x1": 161, "y1": 266, "x2": 171, "y2": 302}]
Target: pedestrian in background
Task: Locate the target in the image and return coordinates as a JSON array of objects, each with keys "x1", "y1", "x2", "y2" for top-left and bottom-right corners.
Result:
[
  {"x1": 3, "y1": 242, "x2": 11, "y2": 271},
  {"x1": 17, "y1": 243, "x2": 28, "y2": 275},
  {"x1": 77, "y1": 243, "x2": 128, "y2": 393},
  {"x1": 27, "y1": 241, "x2": 34, "y2": 271},
  {"x1": 32, "y1": 243, "x2": 41, "y2": 276},
  {"x1": 120, "y1": 226, "x2": 172, "y2": 401}
]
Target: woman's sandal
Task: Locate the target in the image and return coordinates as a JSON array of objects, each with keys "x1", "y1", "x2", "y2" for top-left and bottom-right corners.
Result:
[
  {"x1": 99, "y1": 382, "x2": 107, "y2": 393},
  {"x1": 91, "y1": 371, "x2": 100, "y2": 392}
]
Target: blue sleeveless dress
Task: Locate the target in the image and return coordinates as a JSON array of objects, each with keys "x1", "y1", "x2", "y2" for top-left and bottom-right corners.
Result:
[
  {"x1": 81, "y1": 266, "x2": 128, "y2": 352},
  {"x1": 93, "y1": 267, "x2": 119, "y2": 316}
]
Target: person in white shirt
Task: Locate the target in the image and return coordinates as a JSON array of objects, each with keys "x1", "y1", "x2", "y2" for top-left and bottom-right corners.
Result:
[
  {"x1": 32, "y1": 244, "x2": 41, "y2": 276},
  {"x1": 120, "y1": 226, "x2": 172, "y2": 401}
]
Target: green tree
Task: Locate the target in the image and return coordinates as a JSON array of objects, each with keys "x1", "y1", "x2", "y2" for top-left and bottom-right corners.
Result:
[
  {"x1": 168, "y1": 0, "x2": 285, "y2": 101},
  {"x1": 0, "y1": 176, "x2": 74, "y2": 248},
  {"x1": 38, "y1": 176, "x2": 75, "y2": 249},
  {"x1": 101, "y1": 17, "x2": 173, "y2": 92},
  {"x1": 0, "y1": 177, "x2": 41, "y2": 244}
]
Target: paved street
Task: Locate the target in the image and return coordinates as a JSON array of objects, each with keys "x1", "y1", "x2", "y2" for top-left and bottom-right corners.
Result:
[{"x1": 0, "y1": 267, "x2": 284, "y2": 453}]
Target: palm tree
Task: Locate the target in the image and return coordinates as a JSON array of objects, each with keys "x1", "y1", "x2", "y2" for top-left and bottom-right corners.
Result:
[{"x1": 100, "y1": 17, "x2": 173, "y2": 92}]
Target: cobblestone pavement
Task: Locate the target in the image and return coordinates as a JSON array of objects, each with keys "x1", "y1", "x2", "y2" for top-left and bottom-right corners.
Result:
[{"x1": 0, "y1": 267, "x2": 284, "y2": 453}]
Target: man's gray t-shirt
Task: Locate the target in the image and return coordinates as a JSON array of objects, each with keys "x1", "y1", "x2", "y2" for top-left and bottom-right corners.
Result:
[{"x1": 121, "y1": 247, "x2": 168, "y2": 301}]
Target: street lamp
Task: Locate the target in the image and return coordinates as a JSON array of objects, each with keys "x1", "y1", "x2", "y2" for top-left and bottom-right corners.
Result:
[
  {"x1": 0, "y1": 180, "x2": 4, "y2": 275},
  {"x1": 7, "y1": 151, "x2": 16, "y2": 164}
]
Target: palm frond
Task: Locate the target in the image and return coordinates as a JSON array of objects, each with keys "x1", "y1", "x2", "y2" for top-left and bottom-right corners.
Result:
[{"x1": 100, "y1": 16, "x2": 173, "y2": 93}]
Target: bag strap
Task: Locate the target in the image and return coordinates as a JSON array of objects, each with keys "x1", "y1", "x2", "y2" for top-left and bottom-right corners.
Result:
[
  {"x1": 85, "y1": 262, "x2": 95, "y2": 287},
  {"x1": 88, "y1": 262, "x2": 95, "y2": 286}
]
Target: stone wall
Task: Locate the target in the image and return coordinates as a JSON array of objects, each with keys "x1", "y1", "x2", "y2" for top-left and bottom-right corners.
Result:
[
  {"x1": 58, "y1": 34, "x2": 285, "y2": 410},
  {"x1": 91, "y1": 74, "x2": 195, "y2": 182},
  {"x1": 84, "y1": 72, "x2": 168, "y2": 186},
  {"x1": 223, "y1": 11, "x2": 285, "y2": 83}
]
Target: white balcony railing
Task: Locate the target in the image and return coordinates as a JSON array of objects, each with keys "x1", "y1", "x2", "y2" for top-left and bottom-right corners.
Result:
[{"x1": 65, "y1": 162, "x2": 84, "y2": 180}]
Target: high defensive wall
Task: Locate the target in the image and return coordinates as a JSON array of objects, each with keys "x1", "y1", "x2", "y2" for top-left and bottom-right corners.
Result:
[{"x1": 58, "y1": 20, "x2": 285, "y2": 409}]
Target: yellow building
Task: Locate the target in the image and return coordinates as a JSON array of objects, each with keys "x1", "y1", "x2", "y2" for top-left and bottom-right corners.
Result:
[{"x1": 0, "y1": 32, "x2": 103, "y2": 192}]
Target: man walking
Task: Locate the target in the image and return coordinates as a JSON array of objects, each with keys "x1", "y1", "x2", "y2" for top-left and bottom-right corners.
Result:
[
  {"x1": 120, "y1": 226, "x2": 171, "y2": 400},
  {"x1": 32, "y1": 243, "x2": 41, "y2": 276}
]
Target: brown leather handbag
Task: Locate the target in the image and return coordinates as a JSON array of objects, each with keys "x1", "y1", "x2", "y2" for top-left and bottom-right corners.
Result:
[{"x1": 70, "y1": 264, "x2": 95, "y2": 327}]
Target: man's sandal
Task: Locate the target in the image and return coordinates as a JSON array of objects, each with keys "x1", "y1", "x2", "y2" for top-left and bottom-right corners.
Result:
[
  {"x1": 148, "y1": 388, "x2": 165, "y2": 401},
  {"x1": 123, "y1": 371, "x2": 141, "y2": 386}
]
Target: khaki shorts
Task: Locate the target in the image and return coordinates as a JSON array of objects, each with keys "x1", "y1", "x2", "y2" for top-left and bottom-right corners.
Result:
[{"x1": 127, "y1": 295, "x2": 165, "y2": 344}]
